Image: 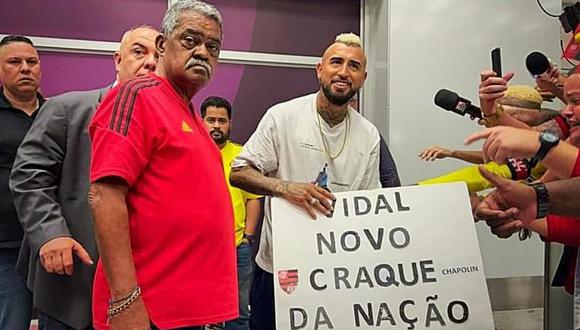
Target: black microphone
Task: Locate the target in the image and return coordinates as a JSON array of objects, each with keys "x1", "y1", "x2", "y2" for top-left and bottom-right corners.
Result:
[
  {"x1": 434, "y1": 89, "x2": 483, "y2": 119},
  {"x1": 525, "y1": 51, "x2": 551, "y2": 77}
]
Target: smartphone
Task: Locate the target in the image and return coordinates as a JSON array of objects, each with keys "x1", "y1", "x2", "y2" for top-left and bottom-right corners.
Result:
[{"x1": 491, "y1": 47, "x2": 502, "y2": 77}]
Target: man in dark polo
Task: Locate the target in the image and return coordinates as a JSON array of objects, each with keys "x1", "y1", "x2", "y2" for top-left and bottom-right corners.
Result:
[{"x1": 0, "y1": 35, "x2": 43, "y2": 330}]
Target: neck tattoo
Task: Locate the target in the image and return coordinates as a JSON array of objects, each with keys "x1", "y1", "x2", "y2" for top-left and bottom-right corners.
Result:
[
  {"x1": 316, "y1": 110, "x2": 350, "y2": 161},
  {"x1": 317, "y1": 106, "x2": 347, "y2": 128}
]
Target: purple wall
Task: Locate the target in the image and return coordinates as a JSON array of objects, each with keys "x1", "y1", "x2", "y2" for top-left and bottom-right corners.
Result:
[
  {"x1": 1, "y1": 0, "x2": 359, "y2": 55},
  {"x1": 39, "y1": 52, "x2": 116, "y2": 96},
  {"x1": 2, "y1": 0, "x2": 359, "y2": 143},
  {"x1": 249, "y1": 0, "x2": 360, "y2": 56},
  {"x1": 192, "y1": 63, "x2": 246, "y2": 115},
  {"x1": 0, "y1": 0, "x2": 167, "y2": 42},
  {"x1": 210, "y1": 0, "x2": 257, "y2": 51},
  {"x1": 227, "y1": 65, "x2": 318, "y2": 143},
  {"x1": 211, "y1": 0, "x2": 360, "y2": 55}
]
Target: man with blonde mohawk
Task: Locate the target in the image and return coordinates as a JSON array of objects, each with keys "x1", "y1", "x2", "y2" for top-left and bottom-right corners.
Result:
[{"x1": 230, "y1": 33, "x2": 381, "y2": 329}]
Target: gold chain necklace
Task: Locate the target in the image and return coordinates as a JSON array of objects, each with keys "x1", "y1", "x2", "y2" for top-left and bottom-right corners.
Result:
[{"x1": 316, "y1": 109, "x2": 350, "y2": 161}]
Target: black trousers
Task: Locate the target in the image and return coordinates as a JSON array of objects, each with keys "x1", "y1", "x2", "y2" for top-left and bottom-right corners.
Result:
[{"x1": 249, "y1": 264, "x2": 275, "y2": 330}]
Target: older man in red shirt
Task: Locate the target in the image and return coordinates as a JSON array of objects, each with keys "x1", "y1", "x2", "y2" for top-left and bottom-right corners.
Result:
[{"x1": 88, "y1": 1, "x2": 237, "y2": 329}]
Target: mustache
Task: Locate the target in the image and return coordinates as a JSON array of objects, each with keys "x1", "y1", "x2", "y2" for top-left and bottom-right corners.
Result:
[{"x1": 185, "y1": 57, "x2": 212, "y2": 75}]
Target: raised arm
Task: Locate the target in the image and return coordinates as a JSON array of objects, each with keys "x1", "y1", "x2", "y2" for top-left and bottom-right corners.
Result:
[{"x1": 419, "y1": 146, "x2": 484, "y2": 164}]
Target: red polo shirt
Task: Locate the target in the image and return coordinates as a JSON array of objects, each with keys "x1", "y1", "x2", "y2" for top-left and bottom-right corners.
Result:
[{"x1": 89, "y1": 74, "x2": 238, "y2": 329}]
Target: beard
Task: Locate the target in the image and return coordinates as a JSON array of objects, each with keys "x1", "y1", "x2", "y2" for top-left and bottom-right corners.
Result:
[
  {"x1": 210, "y1": 129, "x2": 229, "y2": 145},
  {"x1": 321, "y1": 82, "x2": 358, "y2": 106}
]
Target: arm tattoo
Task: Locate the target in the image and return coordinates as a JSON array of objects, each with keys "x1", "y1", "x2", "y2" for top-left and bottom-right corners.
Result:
[
  {"x1": 230, "y1": 166, "x2": 287, "y2": 197},
  {"x1": 537, "y1": 109, "x2": 560, "y2": 123},
  {"x1": 548, "y1": 177, "x2": 580, "y2": 217},
  {"x1": 533, "y1": 119, "x2": 565, "y2": 138}
]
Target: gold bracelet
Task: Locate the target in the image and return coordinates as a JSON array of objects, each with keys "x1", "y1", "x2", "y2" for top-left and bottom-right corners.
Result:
[
  {"x1": 482, "y1": 103, "x2": 505, "y2": 127},
  {"x1": 109, "y1": 286, "x2": 140, "y2": 305},
  {"x1": 107, "y1": 286, "x2": 141, "y2": 323}
]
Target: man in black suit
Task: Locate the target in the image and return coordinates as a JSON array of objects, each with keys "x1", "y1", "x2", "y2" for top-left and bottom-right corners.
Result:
[{"x1": 9, "y1": 25, "x2": 158, "y2": 330}]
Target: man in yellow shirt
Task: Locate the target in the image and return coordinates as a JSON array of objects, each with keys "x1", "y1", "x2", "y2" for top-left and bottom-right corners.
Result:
[{"x1": 201, "y1": 96, "x2": 261, "y2": 330}]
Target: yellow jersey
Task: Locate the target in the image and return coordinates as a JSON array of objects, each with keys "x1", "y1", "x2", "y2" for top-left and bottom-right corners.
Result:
[{"x1": 220, "y1": 141, "x2": 261, "y2": 246}]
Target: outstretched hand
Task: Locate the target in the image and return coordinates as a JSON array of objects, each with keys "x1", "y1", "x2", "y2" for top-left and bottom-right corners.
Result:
[
  {"x1": 464, "y1": 126, "x2": 540, "y2": 164},
  {"x1": 418, "y1": 146, "x2": 452, "y2": 161},
  {"x1": 475, "y1": 166, "x2": 538, "y2": 227}
]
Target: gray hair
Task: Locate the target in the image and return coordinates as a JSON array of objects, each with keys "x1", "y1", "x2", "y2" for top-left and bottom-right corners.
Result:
[{"x1": 162, "y1": 0, "x2": 223, "y2": 37}]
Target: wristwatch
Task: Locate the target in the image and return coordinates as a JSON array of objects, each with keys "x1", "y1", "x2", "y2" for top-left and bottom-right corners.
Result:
[
  {"x1": 529, "y1": 129, "x2": 560, "y2": 167},
  {"x1": 530, "y1": 182, "x2": 550, "y2": 218}
]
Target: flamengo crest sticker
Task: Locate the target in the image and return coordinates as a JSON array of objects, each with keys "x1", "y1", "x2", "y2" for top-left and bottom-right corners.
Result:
[{"x1": 278, "y1": 269, "x2": 299, "y2": 294}]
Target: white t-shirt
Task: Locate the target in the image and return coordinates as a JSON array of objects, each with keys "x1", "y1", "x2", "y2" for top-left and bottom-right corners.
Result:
[{"x1": 232, "y1": 93, "x2": 381, "y2": 273}]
